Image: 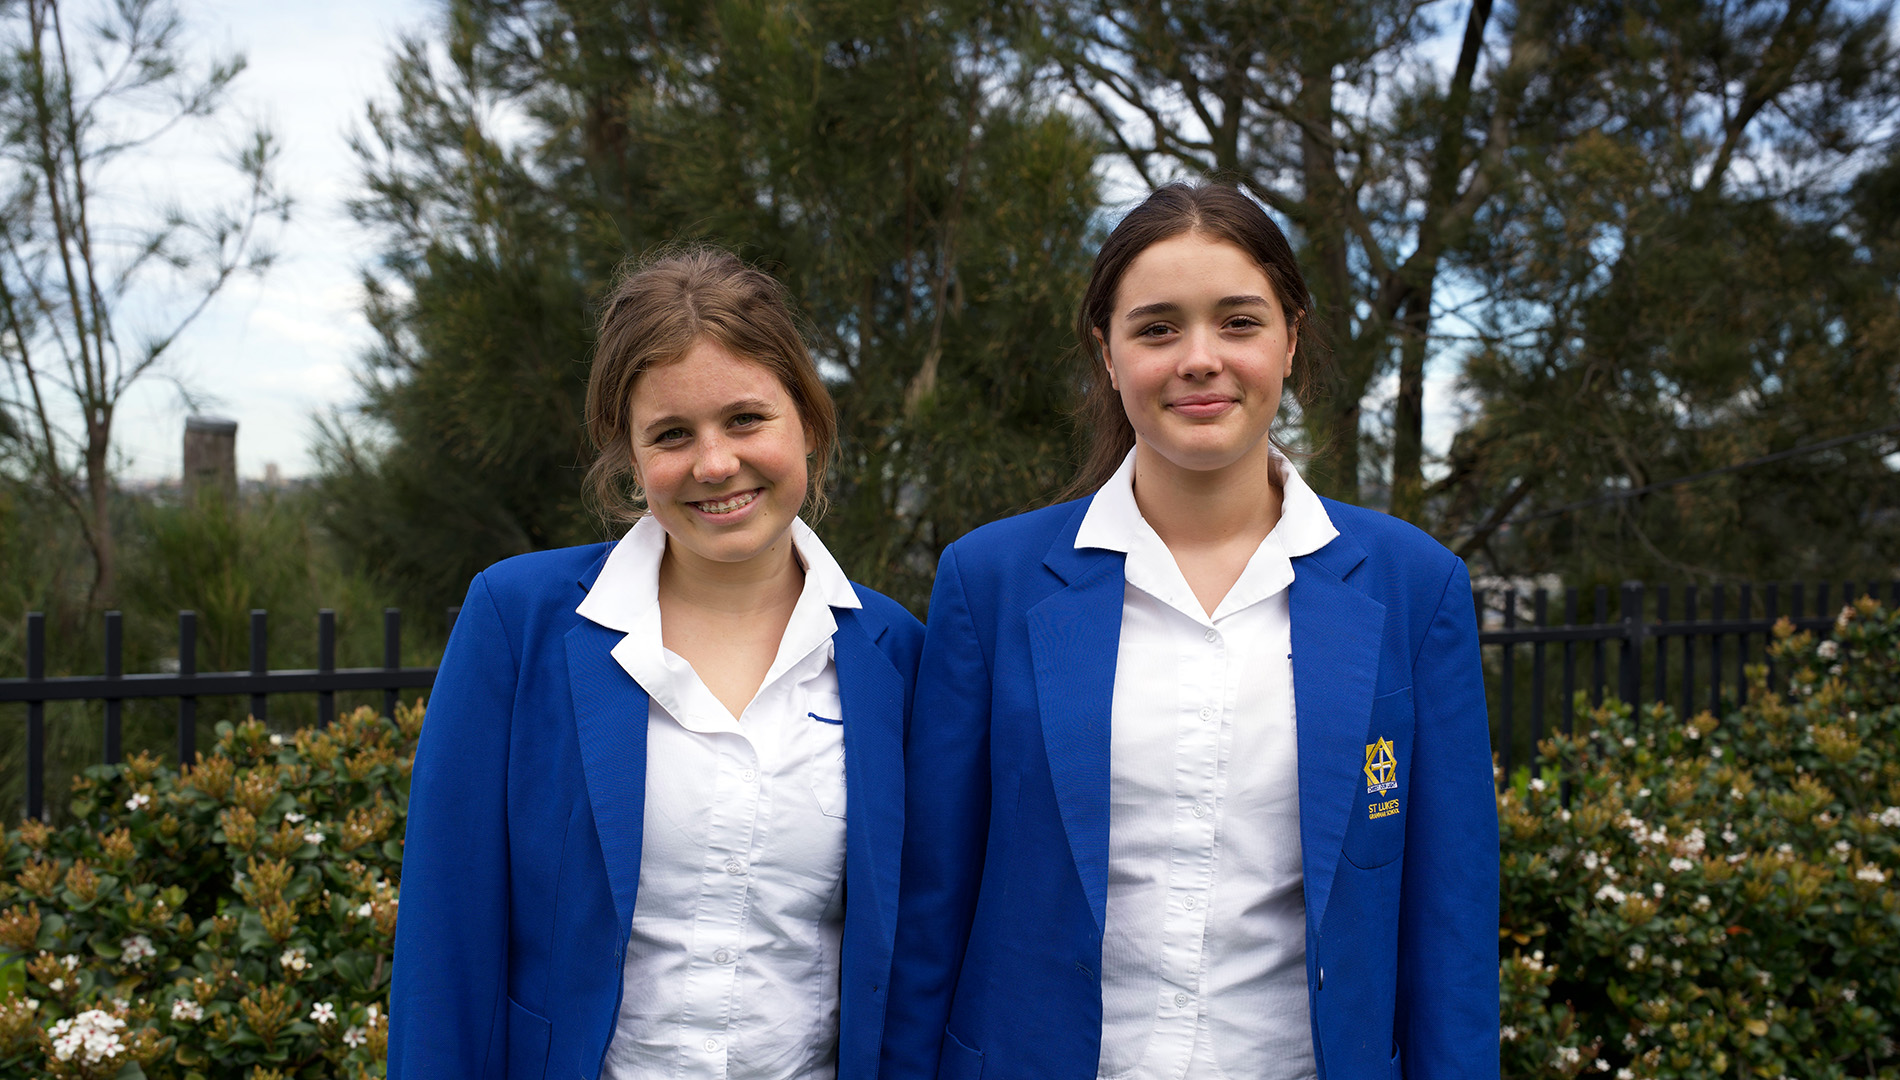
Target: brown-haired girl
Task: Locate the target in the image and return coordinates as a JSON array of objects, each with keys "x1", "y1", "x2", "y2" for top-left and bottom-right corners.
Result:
[
  {"x1": 882, "y1": 184, "x2": 1498, "y2": 1080},
  {"x1": 391, "y1": 248, "x2": 922, "y2": 1080}
]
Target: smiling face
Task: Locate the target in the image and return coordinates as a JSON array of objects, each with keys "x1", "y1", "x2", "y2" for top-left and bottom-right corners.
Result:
[
  {"x1": 1098, "y1": 232, "x2": 1297, "y2": 482},
  {"x1": 628, "y1": 337, "x2": 812, "y2": 577}
]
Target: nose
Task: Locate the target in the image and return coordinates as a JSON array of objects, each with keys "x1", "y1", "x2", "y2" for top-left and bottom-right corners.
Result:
[
  {"x1": 692, "y1": 431, "x2": 740, "y2": 485},
  {"x1": 1178, "y1": 326, "x2": 1222, "y2": 379}
]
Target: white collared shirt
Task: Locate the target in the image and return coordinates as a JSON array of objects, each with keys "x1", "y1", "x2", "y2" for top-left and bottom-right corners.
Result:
[
  {"x1": 1077, "y1": 449, "x2": 1338, "y2": 1080},
  {"x1": 576, "y1": 515, "x2": 863, "y2": 1080}
]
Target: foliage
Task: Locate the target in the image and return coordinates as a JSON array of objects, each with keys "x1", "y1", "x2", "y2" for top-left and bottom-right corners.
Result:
[
  {"x1": 320, "y1": 0, "x2": 1102, "y2": 615},
  {"x1": 1499, "y1": 597, "x2": 1900, "y2": 1078},
  {"x1": 0, "y1": 703, "x2": 422, "y2": 1078}
]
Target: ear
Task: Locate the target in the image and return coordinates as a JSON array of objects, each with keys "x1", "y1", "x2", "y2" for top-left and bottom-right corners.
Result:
[
  {"x1": 1093, "y1": 326, "x2": 1119, "y2": 392},
  {"x1": 1283, "y1": 317, "x2": 1298, "y2": 379}
]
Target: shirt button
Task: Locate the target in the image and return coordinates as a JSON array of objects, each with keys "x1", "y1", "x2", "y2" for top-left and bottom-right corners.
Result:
[
  {"x1": 1191, "y1": 804, "x2": 1207, "y2": 819},
  {"x1": 1182, "y1": 896, "x2": 1197, "y2": 910},
  {"x1": 713, "y1": 949, "x2": 733, "y2": 964},
  {"x1": 741, "y1": 769, "x2": 757, "y2": 783},
  {"x1": 703, "y1": 1037, "x2": 721, "y2": 1052},
  {"x1": 1174, "y1": 992, "x2": 1190, "y2": 1007},
  {"x1": 1203, "y1": 628, "x2": 1219, "y2": 643},
  {"x1": 725, "y1": 859, "x2": 745, "y2": 875},
  {"x1": 1198, "y1": 706, "x2": 1214, "y2": 721}
]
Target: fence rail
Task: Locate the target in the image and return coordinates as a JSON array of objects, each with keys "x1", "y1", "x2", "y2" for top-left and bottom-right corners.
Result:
[{"x1": 4, "y1": 581, "x2": 1894, "y2": 821}]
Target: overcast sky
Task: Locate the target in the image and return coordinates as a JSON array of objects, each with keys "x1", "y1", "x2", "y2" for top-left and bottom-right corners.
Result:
[{"x1": 105, "y1": 0, "x2": 435, "y2": 481}]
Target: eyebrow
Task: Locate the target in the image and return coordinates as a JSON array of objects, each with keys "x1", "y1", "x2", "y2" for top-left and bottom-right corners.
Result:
[
  {"x1": 1123, "y1": 295, "x2": 1273, "y2": 320},
  {"x1": 639, "y1": 398, "x2": 780, "y2": 438}
]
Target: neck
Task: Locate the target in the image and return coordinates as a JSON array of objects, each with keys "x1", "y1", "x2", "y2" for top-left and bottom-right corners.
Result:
[
  {"x1": 658, "y1": 531, "x2": 805, "y2": 616},
  {"x1": 1129, "y1": 440, "x2": 1285, "y2": 550}
]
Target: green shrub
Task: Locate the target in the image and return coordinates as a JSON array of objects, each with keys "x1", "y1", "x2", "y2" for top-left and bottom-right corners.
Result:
[
  {"x1": 1501, "y1": 597, "x2": 1900, "y2": 1079},
  {"x1": 0, "y1": 702, "x2": 420, "y2": 1079}
]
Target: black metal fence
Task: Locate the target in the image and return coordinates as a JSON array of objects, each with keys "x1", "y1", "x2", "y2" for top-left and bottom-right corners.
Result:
[
  {"x1": 0, "y1": 607, "x2": 457, "y2": 820},
  {"x1": 1480, "y1": 580, "x2": 1895, "y2": 778},
  {"x1": 3, "y1": 581, "x2": 1892, "y2": 821}
]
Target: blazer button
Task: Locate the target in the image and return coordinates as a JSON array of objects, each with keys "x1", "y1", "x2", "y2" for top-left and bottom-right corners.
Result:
[{"x1": 1318, "y1": 967, "x2": 1325, "y2": 990}]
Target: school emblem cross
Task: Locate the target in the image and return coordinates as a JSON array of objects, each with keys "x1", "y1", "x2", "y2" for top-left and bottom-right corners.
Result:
[{"x1": 1364, "y1": 737, "x2": 1398, "y2": 794}]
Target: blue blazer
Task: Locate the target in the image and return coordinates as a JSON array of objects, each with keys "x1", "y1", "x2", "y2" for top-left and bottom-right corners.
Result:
[
  {"x1": 881, "y1": 496, "x2": 1498, "y2": 1080},
  {"x1": 388, "y1": 542, "x2": 924, "y2": 1080}
]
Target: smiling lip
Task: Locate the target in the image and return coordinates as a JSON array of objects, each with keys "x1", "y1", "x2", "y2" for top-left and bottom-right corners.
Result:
[
  {"x1": 689, "y1": 489, "x2": 762, "y2": 518},
  {"x1": 1168, "y1": 394, "x2": 1236, "y2": 419}
]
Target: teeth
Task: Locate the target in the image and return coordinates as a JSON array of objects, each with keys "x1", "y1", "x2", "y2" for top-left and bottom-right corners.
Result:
[{"x1": 695, "y1": 491, "x2": 758, "y2": 514}]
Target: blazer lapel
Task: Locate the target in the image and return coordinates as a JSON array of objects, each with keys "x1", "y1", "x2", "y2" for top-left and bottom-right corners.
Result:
[
  {"x1": 832, "y1": 605, "x2": 906, "y2": 939},
  {"x1": 1289, "y1": 532, "x2": 1384, "y2": 938},
  {"x1": 1027, "y1": 507, "x2": 1126, "y2": 932},
  {"x1": 566, "y1": 614, "x2": 651, "y2": 935}
]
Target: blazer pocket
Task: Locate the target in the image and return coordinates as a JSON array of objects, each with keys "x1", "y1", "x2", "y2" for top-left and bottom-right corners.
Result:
[
  {"x1": 939, "y1": 1028, "x2": 985, "y2": 1080},
  {"x1": 1343, "y1": 686, "x2": 1416, "y2": 870},
  {"x1": 505, "y1": 995, "x2": 551, "y2": 1080}
]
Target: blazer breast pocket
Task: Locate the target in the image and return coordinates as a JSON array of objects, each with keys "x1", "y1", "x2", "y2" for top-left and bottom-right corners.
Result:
[{"x1": 1342, "y1": 686, "x2": 1416, "y2": 870}]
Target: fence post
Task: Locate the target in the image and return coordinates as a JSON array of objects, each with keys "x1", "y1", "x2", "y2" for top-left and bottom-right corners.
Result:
[
  {"x1": 1619, "y1": 582, "x2": 1644, "y2": 712},
  {"x1": 384, "y1": 608, "x2": 402, "y2": 718},
  {"x1": 178, "y1": 612, "x2": 197, "y2": 767},
  {"x1": 26, "y1": 612, "x2": 45, "y2": 822},
  {"x1": 318, "y1": 610, "x2": 336, "y2": 729},
  {"x1": 103, "y1": 611, "x2": 123, "y2": 764},
  {"x1": 249, "y1": 610, "x2": 269, "y2": 723}
]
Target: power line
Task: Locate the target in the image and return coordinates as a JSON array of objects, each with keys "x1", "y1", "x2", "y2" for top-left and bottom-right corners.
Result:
[{"x1": 1492, "y1": 421, "x2": 1900, "y2": 531}]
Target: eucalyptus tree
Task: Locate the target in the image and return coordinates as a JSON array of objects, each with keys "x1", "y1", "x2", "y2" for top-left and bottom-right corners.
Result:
[{"x1": 0, "y1": 0, "x2": 286, "y2": 607}]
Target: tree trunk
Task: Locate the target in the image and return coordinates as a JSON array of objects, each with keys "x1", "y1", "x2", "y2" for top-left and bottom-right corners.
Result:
[
  {"x1": 1389, "y1": 276, "x2": 1433, "y2": 521},
  {"x1": 1296, "y1": 53, "x2": 1360, "y2": 501},
  {"x1": 84, "y1": 409, "x2": 115, "y2": 608}
]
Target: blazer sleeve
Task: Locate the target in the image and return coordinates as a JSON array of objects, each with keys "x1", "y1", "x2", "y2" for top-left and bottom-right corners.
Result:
[
  {"x1": 1396, "y1": 559, "x2": 1501, "y2": 1079},
  {"x1": 389, "y1": 572, "x2": 519, "y2": 1080},
  {"x1": 881, "y1": 543, "x2": 994, "y2": 1079}
]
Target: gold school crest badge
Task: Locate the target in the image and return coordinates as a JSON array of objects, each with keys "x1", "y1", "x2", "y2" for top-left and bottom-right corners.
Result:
[{"x1": 1364, "y1": 737, "x2": 1398, "y2": 795}]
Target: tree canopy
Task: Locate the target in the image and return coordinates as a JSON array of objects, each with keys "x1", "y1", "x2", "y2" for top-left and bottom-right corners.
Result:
[{"x1": 321, "y1": 0, "x2": 1900, "y2": 611}]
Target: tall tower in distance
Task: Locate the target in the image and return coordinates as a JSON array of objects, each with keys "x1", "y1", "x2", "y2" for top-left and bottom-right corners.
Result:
[{"x1": 183, "y1": 416, "x2": 238, "y2": 502}]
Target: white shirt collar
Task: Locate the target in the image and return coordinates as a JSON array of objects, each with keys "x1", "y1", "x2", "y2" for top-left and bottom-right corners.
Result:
[
  {"x1": 1074, "y1": 447, "x2": 1340, "y2": 624},
  {"x1": 575, "y1": 515, "x2": 860, "y2": 728}
]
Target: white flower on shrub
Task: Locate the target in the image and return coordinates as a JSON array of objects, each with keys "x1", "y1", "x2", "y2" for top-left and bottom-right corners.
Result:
[
  {"x1": 170, "y1": 998, "x2": 204, "y2": 1022},
  {"x1": 1709, "y1": 746, "x2": 1723, "y2": 758},
  {"x1": 1682, "y1": 827, "x2": 1706, "y2": 856},
  {"x1": 1683, "y1": 723, "x2": 1701, "y2": 740},
  {"x1": 1595, "y1": 1059, "x2": 1610, "y2": 1072},
  {"x1": 1554, "y1": 1046, "x2": 1582, "y2": 1068},
  {"x1": 1877, "y1": 807, "x2": 1900, "y2": 828},
  {"x1": 1583, "y1": 851, "x2": 1600, "y2": 871},
  {"x1": 1856, "y1": 865, "x2": 1887, "y2": 883},
  {"x1": 124, "y1": 792, "x2": 150, "y2": 812},
  {"x1": 285, "y1": 812, "x2": 307, "y2": 824},
  {"x1": 311, "y1": 1001, "x2": 337, "y2": 1025},
  {"x1": 1668, "y1": 857, "x2": 1694, "y2": 873},
  {"x1": 280, "y1": 947, "x2": 308, "y2": 973},
  {"x1": 1722, "y1": 827, "x2": 1738, "y2": 843},
  {"x1": 357, "y1": 901, "x2": 374, "y2": 918},
  {"x1": 1628, "y1": 944, "x2": 1645, "y2": 961},
  {"x1": 48, "y1": 978, "x2": 63, "y2": 992},
  {"x1": 304, "y1": 831, "x2": 326, "y2": 845},
  {"x1": 269, "y1": 733, "x2": 284, "y2": 746},
  {"x1": 1622, "y1": 736, "x2": 1636, "y2": 748},
  {"x1": 1843, "y1": 986, "x2": 1857, "y2": 1002},
  {"x1": 1595, "y1": 883, "x2": 1627, "y2": 904},
  {"x1": 1695, "y1": 894, "x2": 1711, "y2": 910},
  {"x1": 48, "y1": 1009, "x2": 125, "y2": 1064},
  {"x1": 119, "y1": 935, "x2": 155, "y2": 965},
  {"x1": 343, "y1": 1025, "x2": 367, "y2": 1048},
  {"x1": 1617, "y1": 1070, "x2": 1634, "y2": 1080},
  {"x1": 1651, "y1": 882, "x2": 1665, "y2": 898},
  {"x1": 1499, "y1": 1025, "x2": 1518, "y2": 1042},
  {"x1": 1529, "y1": 777, "x2": 1546, "y2": 793},
  {"x1": 1816, "y1": 639, "x2": 1839, "y2": 660}
]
